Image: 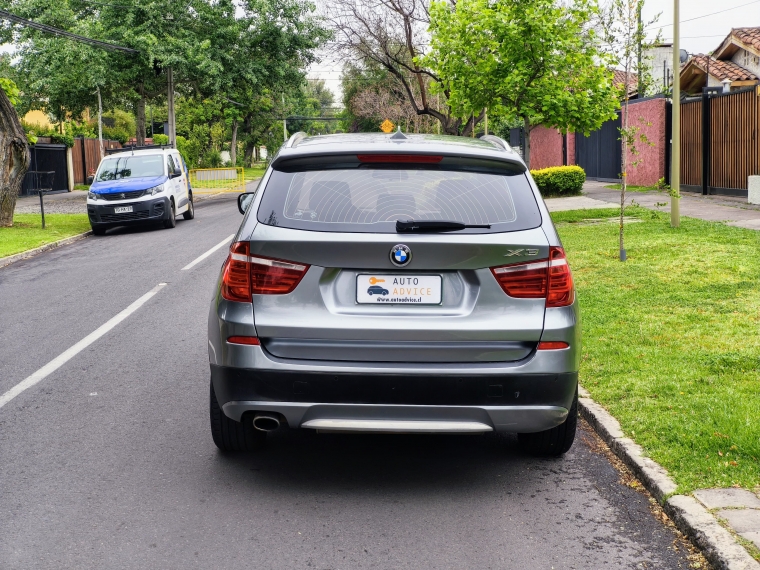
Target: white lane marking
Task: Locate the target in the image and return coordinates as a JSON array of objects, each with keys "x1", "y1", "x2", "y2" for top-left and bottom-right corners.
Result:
[
  {"x1": 181, "y1": 234, "x2": 234, "y2": 271},
  {"x1": 0, "y1": 283, "x2": 167, "y2": 411}
]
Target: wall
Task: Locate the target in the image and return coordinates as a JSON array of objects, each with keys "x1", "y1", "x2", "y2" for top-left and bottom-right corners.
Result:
[
  {"x1": 621, "y1": 97, "x2": 667, "y2": 187},
  {"x1": 23, "y1": 110, "x2": 53, "y2": 128},
  {"x1": 646, "y1": 44, "x2": 674, "y2": 94},
  {"x1": 529, "y1": 126, "x2": 567, "y2": 170}
]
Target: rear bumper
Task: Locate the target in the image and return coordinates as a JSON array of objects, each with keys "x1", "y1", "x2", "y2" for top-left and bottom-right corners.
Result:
[{"x1": 211, "y1": 364, "x2": 577, "y2": 433}]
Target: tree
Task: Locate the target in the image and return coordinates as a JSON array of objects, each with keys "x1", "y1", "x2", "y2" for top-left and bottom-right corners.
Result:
[
  {"x1": 600, "y1": 0, "x2": 660, "y2": 261},
  {"x1": 0, "y1": 80, "x2": 30, "y2": 227},
  {"x1": 424, "y1": 0, "x2": 620, "y2": 166},
  {"x1": 325, "y1": 0, "x2": 481, "y2": 136}
]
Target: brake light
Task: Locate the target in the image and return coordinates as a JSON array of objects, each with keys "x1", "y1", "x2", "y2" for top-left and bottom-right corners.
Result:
[
  {"x1": 221, "y1": 242, "x2": 309, "y2": 301},
  {"x1": 546, "y1": 247, "x2": 574, "y2": 308},
  {"x1": 221, "y1": 241, "x2": 251, "y2": 302},
  {"x1": 357, "y1": 154, "x2": 443, "y2": 163},
  {"x1": 490, "y1": 246, "x2": 574, "y2": 307},
  {"x1": 227, "y1": 336, "x2": 260, "y2": 345}
]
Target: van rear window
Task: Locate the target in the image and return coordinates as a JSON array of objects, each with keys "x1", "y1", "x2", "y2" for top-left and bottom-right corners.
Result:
[{"x1": 257, "y1": 167, "x2": 541, "y2": 234}]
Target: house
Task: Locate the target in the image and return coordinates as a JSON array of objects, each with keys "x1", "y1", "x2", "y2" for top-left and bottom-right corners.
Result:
[{"x1": 680, "y1": 27, "x2": 760, "y2": 95}]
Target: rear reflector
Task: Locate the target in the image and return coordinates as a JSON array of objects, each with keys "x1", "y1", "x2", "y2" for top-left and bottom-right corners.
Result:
[
  {"x1": 537, "y1": 341, "x2": 569, "y2": 350},
  {"x1": 357, "y1": 154, "x2": 443, "y2": 163},
  {"x1": 490, "y1": 246, "x2": 574, "y2": 307},
  {"x1": 221, "y1": 242, "x2": 309, "y2": 301},
  {"x1": 227, "y1": 336, "x2": 260, "y2": 345}
]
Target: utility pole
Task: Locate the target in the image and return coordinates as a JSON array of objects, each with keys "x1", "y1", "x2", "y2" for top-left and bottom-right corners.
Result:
[
  {"x1": 671, "y1": 0, "x2": 681, "y2": 227},
  {"x1": 484, "y1": 108, "x2": 488, "y2": 136},
  {"x1": 637, "y1": 1, "x2": 643, "y2": 95},
  {"x1": 167, "y1": 66, "x2": 176, "y2": 148},
  {"x1": 97, "y1": 86, "x2": 104, "y2": 160},
  {"x1": 282, "y1": 93, "x2": 287, "y2": 142}
]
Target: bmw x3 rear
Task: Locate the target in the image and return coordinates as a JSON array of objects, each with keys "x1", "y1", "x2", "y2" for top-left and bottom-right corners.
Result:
[{"x1": 208, "y1": 132, "x2": 580, "y2": 456}]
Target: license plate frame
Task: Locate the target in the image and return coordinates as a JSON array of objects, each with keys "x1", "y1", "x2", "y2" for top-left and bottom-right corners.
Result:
[
  {"x1": 356, "y1": 274, "x2": 442, "y2": 305},
  {"x1": 114, "y1": 206, "x2": 133, "y2": 214}
]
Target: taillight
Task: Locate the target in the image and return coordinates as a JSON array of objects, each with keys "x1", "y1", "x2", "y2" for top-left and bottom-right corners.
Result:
[
  {"x1": 227, "y1": 336, "x2": 260, "y2": 345},
  {"x1": 357, "y1": 154, "x2": 443, "y2": 163},
  {"x1": 221, "y1": 242, "x2": 309, "y2": 301},
  {"x1": 537, "y1": 341, "x2": 569, "y2": 350},
  {"x1": 546, "y1": 247, "x2": 574, "y2": 308},
  {"x1": 221, "y1": 241, "x2": 251, "y2": 302},
  {"x1": 490, "y1": 246, "x2": 574, "y2": 307}
]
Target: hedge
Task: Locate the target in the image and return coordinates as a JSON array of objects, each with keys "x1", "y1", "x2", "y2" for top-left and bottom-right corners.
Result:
[{"x1": 530, "y1": 165, "x2": 585, "y2": 197}]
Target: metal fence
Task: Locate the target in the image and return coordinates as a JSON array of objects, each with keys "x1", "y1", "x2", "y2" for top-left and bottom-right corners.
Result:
[
  {"x1": 189, "y1": 167, "x2": 246, "y2": 194},
  {"x1": 681, "y1": 86, "x2": 760, "y2": 196}
]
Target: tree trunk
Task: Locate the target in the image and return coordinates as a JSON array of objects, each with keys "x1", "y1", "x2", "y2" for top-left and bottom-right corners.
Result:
[
  {"x1": 136, "y1": 84, "x2": 146, "y2": 147},
  {"x1": 254, "y1": 145, "x2": 259, "y2": 163},
  {"x1": 0, "y1": 88, "x2": 31, "y2": 227},
  {"x1": 523, "y1": 117, "x2": 531, "y2": 168},
  {"x1": 230, "y1": 119, "x2": 238, "y2": 166}
]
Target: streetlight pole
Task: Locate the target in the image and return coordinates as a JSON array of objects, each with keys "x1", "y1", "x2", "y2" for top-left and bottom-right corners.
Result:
[{"x1": 671, "y1": 0, "x2": 681, "y2": 227}]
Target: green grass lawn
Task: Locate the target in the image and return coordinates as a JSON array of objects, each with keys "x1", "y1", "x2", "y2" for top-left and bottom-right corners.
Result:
[
  {"x1": 244, "y1": 164, "x2": 267, "y2": 180},
  {"x1": 604, "y1": 183, "x2": 666, "y2": 193},
  {"x1": 0, "y1": 214, "x2": 91, "y2": 258},
  {"x1": 553, "y1": 207, "x2": 760, "y2": 494}
]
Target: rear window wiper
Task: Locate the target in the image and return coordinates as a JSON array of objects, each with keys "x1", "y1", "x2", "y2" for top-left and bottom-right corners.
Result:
[{"x1": 396, "y1": 220, "x2": 491, "y2": 233}]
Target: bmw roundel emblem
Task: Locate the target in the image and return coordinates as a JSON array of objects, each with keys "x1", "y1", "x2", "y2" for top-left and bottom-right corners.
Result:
[{"x1": 390, "y1": 244, "x2": 412, "y2": 267}]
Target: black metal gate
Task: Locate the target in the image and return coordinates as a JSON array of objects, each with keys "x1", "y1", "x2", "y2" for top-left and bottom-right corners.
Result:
[
  {"x1": 20, "y1": 143, "x2": 69, "y2": 196},
  {"x1": 575, "y1": 115, "x2": 622, "y2": 182}
]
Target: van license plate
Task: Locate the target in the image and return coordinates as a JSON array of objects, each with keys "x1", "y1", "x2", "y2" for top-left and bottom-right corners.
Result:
[
  {"x1": 114, "y1": 206, "x2": 133, "y2": 213},
  {"x1": 356, "y1": 275, "x2": 442, "y2": 305}
]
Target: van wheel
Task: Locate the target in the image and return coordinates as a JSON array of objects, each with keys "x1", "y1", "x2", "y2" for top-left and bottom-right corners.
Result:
[
  {"x1": 518, "y1": 390, "x2": 577, "y2": 456},
  {"x1": 183, "y1": 193, "x2": 194, "y2": 220},
  {"x1": 210, "y1": 381, "x2": 265, "y2": 452},
  {"x1": 163, "y1": 200, "x2": 176, "y2": 229}
]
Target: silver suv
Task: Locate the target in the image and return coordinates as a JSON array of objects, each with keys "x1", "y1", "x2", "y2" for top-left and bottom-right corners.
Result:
[{"x1": 208, "y1": 132, "x2": 580, "y2": 456}]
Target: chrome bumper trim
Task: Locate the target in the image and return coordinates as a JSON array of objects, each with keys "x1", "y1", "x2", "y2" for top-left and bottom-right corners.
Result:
[{"x1": 301, "y1": 418, "x2": 493, "y2": 433}]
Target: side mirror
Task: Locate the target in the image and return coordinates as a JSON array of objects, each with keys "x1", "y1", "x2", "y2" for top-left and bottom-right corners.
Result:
[
  {"x1": 170, "y1": 171, "x2": 182, "y2": 179},
  {"x1": 238, "y1": 192, "x2": 255, "y2": 215},
  {"x1": 86, "y1": 175, "x2": 94, "y2": 185}
]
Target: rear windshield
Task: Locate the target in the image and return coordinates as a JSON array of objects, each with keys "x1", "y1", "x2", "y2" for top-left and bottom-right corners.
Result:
[
  {"x1": 96, "y1": 155, "x2": 164, "y2": 181},
  {"x1": 257, "y1": 167, "x2": 541, "y2": 234}
]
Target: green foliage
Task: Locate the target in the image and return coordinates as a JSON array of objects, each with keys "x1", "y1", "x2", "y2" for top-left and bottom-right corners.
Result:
[
  {"x1": 552, "y1": 208, "x2": 760, "y2": 492},
  {"x1": 424, "y1": 0, "x2": 619, "y2": 135},
  {"x1": 0, "y1": 77, "x2": 21, "y2": 106},
  {"x1": 531, "y1": 166, "x2": 586, "y2": 197},
  {"x1": 50, "y1": 132, "x2": 74, "y2": 147},
  {"x1": 152, "y1": 134, "x2": 169, "y2": 145},
  {"x1": 176, "y1": 135, "x2": 201, "y2": 168},
  {"x1": 102, "y1": 127, "x2": 129, "y2": 145},
  {"x1": 201, "y1": 149, "x2": 223, "y2": 168},
  {"x1": 102, "y1": 110, "x2": 135, "y2": 136}
]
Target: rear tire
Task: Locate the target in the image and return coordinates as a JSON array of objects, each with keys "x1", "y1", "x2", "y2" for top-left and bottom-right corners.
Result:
[
  {"x1": 163, "y1": 200, "x2": 176, "y2": 229},
  {"x1": 182, "y1": 193, "x2": 194, "y2": 220},
  {"x1": 209, "y1": 380, "x2": 265, "y2": 452},
  {"x1": 518, "y1": 389, "x2": 577, "y2": 456}
]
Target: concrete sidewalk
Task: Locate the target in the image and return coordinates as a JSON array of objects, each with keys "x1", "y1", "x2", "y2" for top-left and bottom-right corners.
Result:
[{"x1": 572, "y1": 180, "x2": 760, "y2": 229}]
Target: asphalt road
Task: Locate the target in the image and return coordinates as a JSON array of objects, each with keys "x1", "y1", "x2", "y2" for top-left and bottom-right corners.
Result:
[{"x1": 0, "y1": 195, "x2": 701, "y2": 569}]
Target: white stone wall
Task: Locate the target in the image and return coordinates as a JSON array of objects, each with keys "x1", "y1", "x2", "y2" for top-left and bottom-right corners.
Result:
[
  {"x1": 645, "y1": 45, "x2": 673, "y2": 93},
  {"x1": 730, "y1": 47, "x2": 760, "y2": 78}
]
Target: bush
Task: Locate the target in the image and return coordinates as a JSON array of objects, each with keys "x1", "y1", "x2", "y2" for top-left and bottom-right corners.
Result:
[
  {"x1": 530, "y1": 165, "x2": 585, "y2": 197},
  {"x1": 152, "y1": 133, "x2": 169, "y2": 145},
  {"x1": 201, "y1": 149, "x2": 223, "y2": 168},
  {"x1": 102, "y1": 126, "x2": 129, "y2": 144},
  {"x1": 176, "y1": 135, "x2": 201, "y2": 168}
]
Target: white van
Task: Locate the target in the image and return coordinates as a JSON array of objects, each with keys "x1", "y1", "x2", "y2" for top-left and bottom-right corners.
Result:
[{"x1": 86, "y1": 147, "x2": 194, "y2": 235}]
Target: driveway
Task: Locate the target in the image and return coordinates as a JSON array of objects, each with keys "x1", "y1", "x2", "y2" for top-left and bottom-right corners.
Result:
[{"x1": 0, "y1": 194, "x2": 703, "y2": 569}]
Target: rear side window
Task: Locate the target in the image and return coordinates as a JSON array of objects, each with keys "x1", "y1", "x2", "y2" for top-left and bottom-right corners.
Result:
[{"x1": 257, "y1": 167, "x2": 541, "y2": 234}]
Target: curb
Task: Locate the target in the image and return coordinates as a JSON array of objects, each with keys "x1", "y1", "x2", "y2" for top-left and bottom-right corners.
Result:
[
  {"x1": 0, "y1": 230, "x2": 93, "y2": 269},
  {"x1": 578, "y1": 388, "x2": 760, "y2": 570}
]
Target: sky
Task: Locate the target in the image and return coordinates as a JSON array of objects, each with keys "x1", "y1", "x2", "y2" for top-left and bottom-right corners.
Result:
[{"x1": 308, "y1": 0, "x2": 760, "y2": 105}]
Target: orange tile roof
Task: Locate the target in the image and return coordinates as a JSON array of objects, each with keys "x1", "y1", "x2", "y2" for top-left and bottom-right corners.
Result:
[
  {"x1": 687, "y1": 55, "x2": 757, "y2": 81},
  {"x1": 732, "y1": 27, "x2": 760, "y2": 52},
  {"x1": 612, "y1": 69, "x2": 637, "y2": 94}
]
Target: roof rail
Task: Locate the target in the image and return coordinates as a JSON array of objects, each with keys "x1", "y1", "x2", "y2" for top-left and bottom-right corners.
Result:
[
  {"x1": 479, "y1": 134, "x2": 515, "y2": 154},
  {"x1": 285, "y1": 132, "x2": 307, "y2": 148}
]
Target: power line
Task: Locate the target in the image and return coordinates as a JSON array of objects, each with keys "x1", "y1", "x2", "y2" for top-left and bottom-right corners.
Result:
[
  {"x1": 646, "y1": 0, "x2": 760, "y2": 30},
  {"x1": 0, "y1": 9, "x2": 138, "y2": 53}
]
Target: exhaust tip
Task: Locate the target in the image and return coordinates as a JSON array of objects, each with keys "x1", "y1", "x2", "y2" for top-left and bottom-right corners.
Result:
[{"x1": 253, "y1": 414, "x2": 280, "y2": 432}]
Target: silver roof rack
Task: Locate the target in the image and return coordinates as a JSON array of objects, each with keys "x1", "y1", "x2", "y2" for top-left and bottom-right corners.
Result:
[
  {"x1": 285, "y1": 132, "x2": 307, "y2": 148},
  {"x1": 479, "y1": 134, "x2": 515, "y2": 153}
]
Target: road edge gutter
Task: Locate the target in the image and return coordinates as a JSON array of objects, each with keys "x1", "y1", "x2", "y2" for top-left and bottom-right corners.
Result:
[
  {"x1": 578, "y1": 386, "x2": 760, "y2": 570},
  {"x1": 0, "y1": 230, "x2": 92, "y2": 269}
]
